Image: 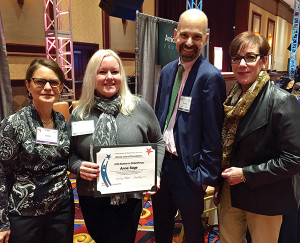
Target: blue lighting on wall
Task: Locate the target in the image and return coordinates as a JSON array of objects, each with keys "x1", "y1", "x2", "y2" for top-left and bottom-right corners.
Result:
[
  {"x1": 187, "y1": 0, "x2": 202, "y2": 10},
  {"x1": 289, "y1": 0, "x2": 300, "y2": 78}
]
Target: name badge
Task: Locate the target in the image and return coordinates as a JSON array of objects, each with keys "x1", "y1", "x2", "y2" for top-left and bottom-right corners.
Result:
[
  {"x1": 178, "y1": 96, "x2": 192, "y2": 112},
  {"x1": 36, "y1": 127, "x2": 58, "y2": 146},
  {"x1": 72, "y1": 120, "x2": 95, "y2": 136}
]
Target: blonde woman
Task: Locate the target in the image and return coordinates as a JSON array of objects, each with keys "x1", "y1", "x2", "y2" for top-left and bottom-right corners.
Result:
[{"x1": 68, "y1": 49, "x2": 164, "y2": 242}]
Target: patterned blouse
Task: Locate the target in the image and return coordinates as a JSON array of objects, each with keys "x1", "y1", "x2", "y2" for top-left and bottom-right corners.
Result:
[{"x1": 0, "y1": 102, "x2": 72, "y2": 231}]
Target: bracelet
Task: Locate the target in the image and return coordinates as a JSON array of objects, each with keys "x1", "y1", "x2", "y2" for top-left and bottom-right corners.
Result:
[{"x1": 241, "y1": 169, "x2": 246, "y2": 183}]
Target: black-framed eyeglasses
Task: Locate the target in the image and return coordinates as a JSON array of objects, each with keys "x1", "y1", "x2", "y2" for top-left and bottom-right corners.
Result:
[
  {"x1": 230, "y1": 54, "x2": 263, "y2": 64},
  {"x1": 31, "y1": 78, "x2": 61, "y2": 88}
]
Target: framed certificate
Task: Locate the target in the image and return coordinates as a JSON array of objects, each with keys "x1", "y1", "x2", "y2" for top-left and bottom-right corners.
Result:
[{"x1": 92, "y1": 143, "x2": 157, "y2": 197}]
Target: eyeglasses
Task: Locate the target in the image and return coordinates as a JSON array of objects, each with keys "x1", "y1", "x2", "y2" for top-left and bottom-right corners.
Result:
[
  {"x1": 31, "y1": 78, "x2": 61, "y2": 88},
  {"x1": 230, "y1": 54, "x2": 263, "y2": 64}
]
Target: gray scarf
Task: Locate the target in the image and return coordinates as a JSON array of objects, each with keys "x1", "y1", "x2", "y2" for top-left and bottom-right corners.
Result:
[
  {"x1": 92, "y1": 94, "x2": 120, "y2": 147},
  {"x1": 92, "y1": 94, "x2": 127, "y2": 205}
]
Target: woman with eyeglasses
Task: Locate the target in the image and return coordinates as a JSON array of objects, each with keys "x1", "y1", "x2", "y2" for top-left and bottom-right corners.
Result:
[
  {"x1": 68, "y1": 49, "x2": 164, "y2": 243},
  {"x1": 0, "y1": 58, "x2": 74, "y2": 243},
  {"x1": 218, "y1": 31, "x2": 300, "y2": 242}
]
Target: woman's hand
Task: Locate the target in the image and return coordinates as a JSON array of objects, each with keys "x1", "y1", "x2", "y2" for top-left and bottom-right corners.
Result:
[
  {"x1": 156, "y1": 176, "x2": 161, "y2": 190},
  {"x1": 0, "y1": 229, "x2": 10, "y2": 243},
  {"x1": 213, "y1": 185, "x2": 221, "y2": 206},
  {"x1": 221, "y1": 167, "x2": 244, "y2": 186},
  {"x1": 80, "y1": 161, "x2": 100, "y2": 181},
  {"x1": 143, "y1": 176, "x2": 161, "y2": 196}
]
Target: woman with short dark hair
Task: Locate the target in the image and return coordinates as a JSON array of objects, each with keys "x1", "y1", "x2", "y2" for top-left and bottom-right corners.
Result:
[{"x1": 219, "y1": 31, "x2": 300, "y2": 243}]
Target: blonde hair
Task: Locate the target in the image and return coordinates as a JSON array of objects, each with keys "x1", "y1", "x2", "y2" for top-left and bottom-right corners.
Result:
[{"x1": 72, "y1": 49, "x2": 139, "y2": 119}]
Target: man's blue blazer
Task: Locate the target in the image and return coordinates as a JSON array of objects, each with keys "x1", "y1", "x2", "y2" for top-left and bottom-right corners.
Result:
[{"x1": 155, "y1": 54, "x2": 226, "y2": 187}]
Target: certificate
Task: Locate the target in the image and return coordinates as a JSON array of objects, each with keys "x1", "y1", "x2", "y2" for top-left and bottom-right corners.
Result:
[{"x1": 93, "y1": 144, "x2": 157, "y2": 197}]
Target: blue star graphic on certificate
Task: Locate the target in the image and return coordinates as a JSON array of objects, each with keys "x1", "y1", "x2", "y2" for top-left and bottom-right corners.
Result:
[{"x1": 101, "y1": 155, "x2": 111, "y2": 187}]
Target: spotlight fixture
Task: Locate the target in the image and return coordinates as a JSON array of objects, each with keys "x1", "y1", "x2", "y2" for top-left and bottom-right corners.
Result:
[{"x1": 99, "y1": 0, "x2": 145, "y2": 21}]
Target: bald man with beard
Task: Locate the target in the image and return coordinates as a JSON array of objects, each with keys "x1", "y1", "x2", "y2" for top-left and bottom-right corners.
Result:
[{"x1": 153, "y1": 9, "x2": 226, "y2": 243}]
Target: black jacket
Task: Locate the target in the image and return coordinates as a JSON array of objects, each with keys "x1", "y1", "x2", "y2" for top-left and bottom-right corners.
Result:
[{"x1": 230, "y1": 81, "x2": 300, "y2": 215}]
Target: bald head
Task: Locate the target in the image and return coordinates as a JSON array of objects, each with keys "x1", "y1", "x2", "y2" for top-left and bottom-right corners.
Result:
[
  {"x1": 174, "y1": 9, "x2": 209, "y2": 63},
  {"x1": 178, "y1": 9, "x2": 208, "y2": 34}
]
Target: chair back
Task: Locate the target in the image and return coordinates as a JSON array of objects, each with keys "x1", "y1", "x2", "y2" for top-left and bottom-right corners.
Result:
[
  {"x1": 53, "y1": 101, "x2": 70, "y2": 122},
  {"x1": 72, "y1": 100, "x2": 79, "y2": 109}
]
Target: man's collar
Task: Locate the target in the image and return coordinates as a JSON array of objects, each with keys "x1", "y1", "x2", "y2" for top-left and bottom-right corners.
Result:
[{"x1": 179, "y1": 54, "x2": 200, "y2": 71}]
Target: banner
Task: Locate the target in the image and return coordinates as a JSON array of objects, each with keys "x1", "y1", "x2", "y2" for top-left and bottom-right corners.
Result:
[{"x1": 157, "y1": 21, "x2": 178, "y2": 66}]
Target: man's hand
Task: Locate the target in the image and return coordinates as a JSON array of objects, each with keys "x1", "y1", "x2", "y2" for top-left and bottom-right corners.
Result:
[{"x1": 0, "y1": 229, "x2": 10, "y2": 243}]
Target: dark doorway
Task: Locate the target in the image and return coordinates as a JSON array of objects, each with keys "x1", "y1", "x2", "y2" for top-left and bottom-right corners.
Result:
[{"x1": 73, "y1": 42, "x2": 99, "y2": 99}]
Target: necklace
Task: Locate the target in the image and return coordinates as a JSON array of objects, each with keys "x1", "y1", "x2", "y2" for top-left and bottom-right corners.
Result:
[{"x1": 41, "y1": 118, "x2": 53, "y2": 125}]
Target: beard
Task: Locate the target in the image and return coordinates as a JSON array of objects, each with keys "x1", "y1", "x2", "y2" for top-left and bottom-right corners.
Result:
[{"x1": 178, "y1": 44, "x2": 200, "y2": 63}]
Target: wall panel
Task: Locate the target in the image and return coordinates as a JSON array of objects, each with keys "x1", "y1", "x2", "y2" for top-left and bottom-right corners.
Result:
[
  {"x1": 71, "y1": 0, "x2": 103, "y2": 47},
  {"x1": 235, "y1": 0, "x2": 250, "y2": 36},
  {"x1": 277, "y1": 0, "x2": 293, "y2": 23},
  {"x1": 250, "y1": 0, "x2": 277, "y2": 15},
  {"x1": 143, "y1": 0, "x2": 156, "y2": 16},
  {"x1": 249, "y1": 3, "x2": 277, "y2": 37},
  {"x1": 250, "y1": 2, "x2": 294, "y2": 72},
  {"x1": 0, "y1": 0, "x2": 44, "y2": 44},
  {"x1": 274, "y1": 16, "x2": 289, "y2": 71}
]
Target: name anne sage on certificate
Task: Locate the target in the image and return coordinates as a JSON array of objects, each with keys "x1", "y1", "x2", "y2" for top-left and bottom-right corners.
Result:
[{"x1": 94, "y1": 144, "x2": 157, "y2": 196}]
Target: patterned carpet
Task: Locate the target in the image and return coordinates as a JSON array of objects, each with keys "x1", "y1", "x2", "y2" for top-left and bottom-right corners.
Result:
[{"x1": 70, "y1": 174, "x2": 220, "y2": 243}]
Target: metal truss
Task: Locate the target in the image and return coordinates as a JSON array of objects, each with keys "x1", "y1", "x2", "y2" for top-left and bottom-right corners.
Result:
[
  {"x1": 289, "y1": 0, "x2": 300, "y2": 78},
  {"x1": 44, "y1": 0, "x2": 75, "y2": 101},
  {"x1": 187, "y1": 0, "x2": 202, "y2": 10}
]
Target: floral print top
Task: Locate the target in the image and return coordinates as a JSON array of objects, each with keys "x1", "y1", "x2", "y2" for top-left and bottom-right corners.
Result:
[{"x1": 0, "y1": 102, "x2": 72, "y2": 231}]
